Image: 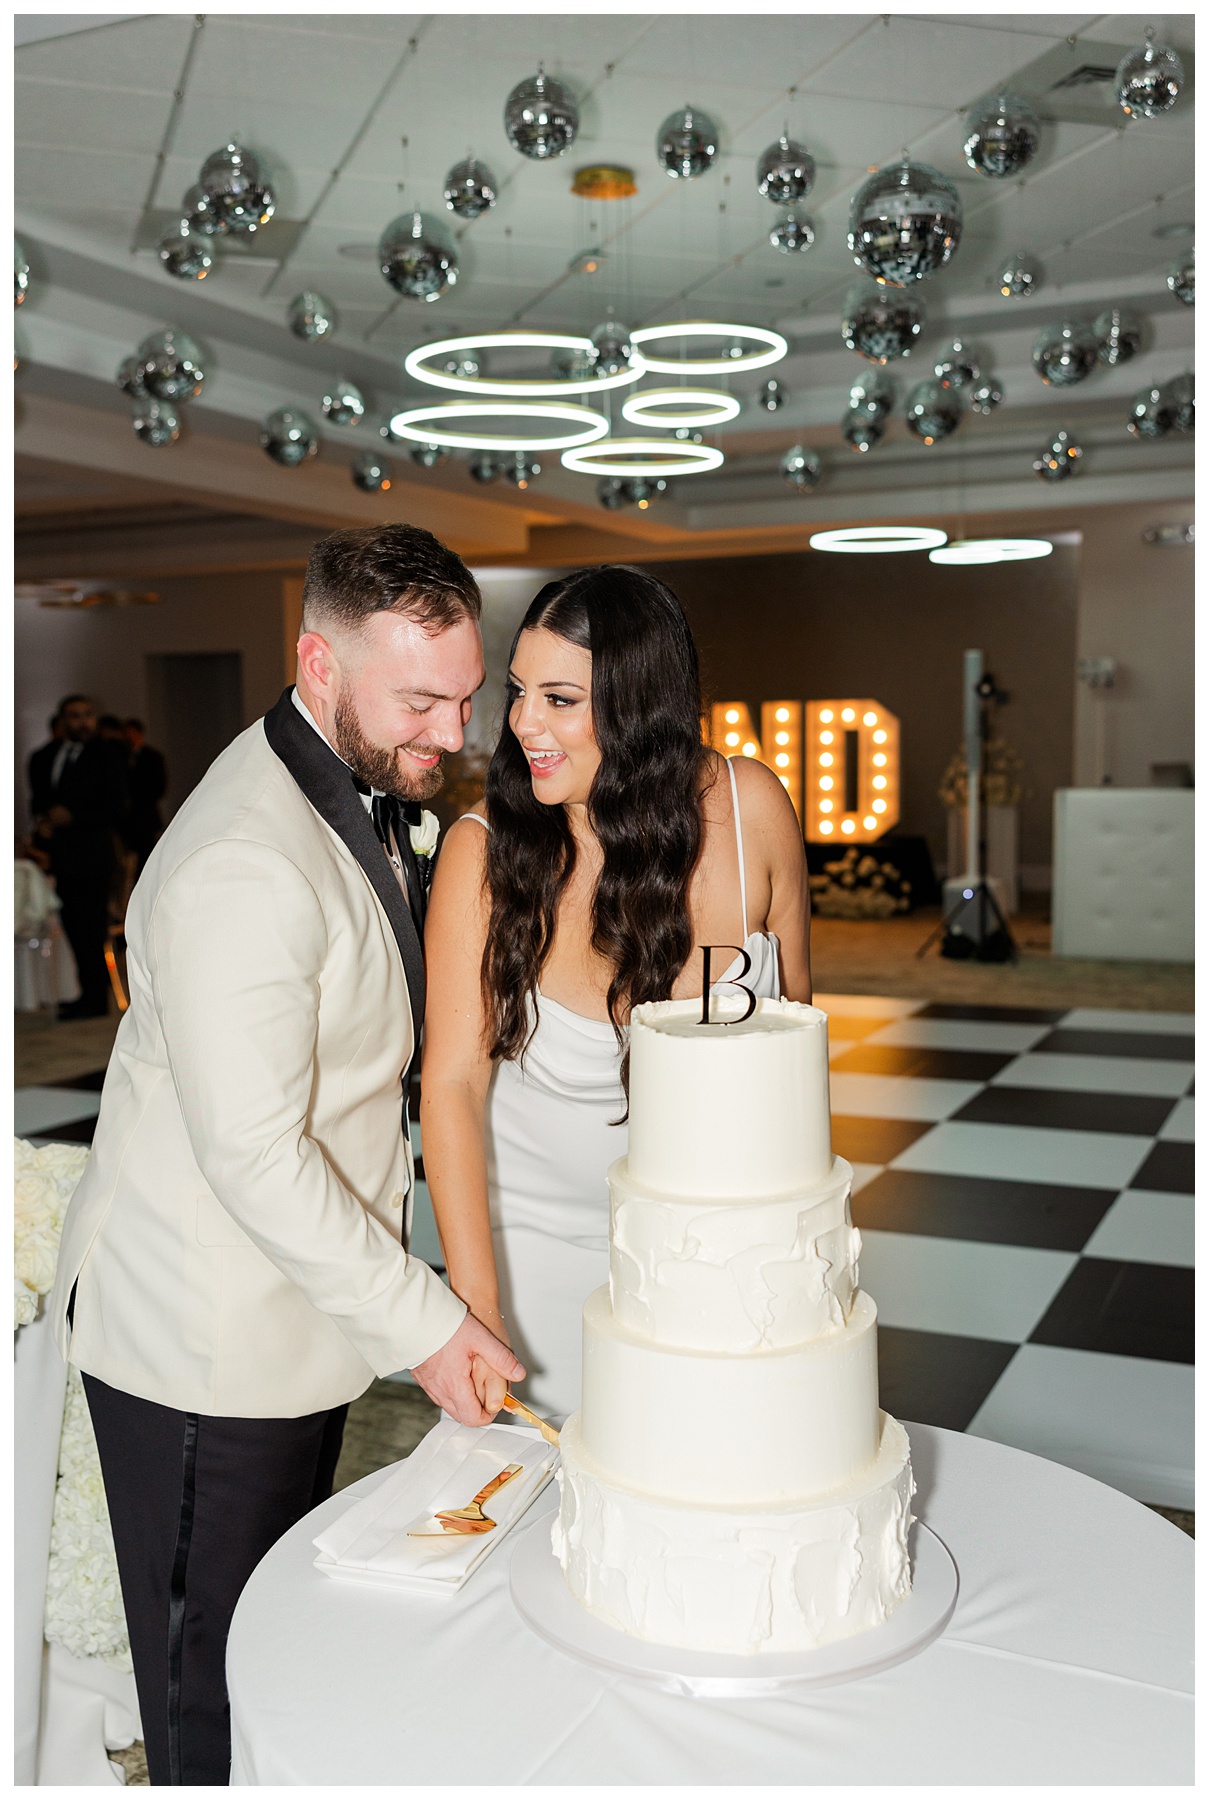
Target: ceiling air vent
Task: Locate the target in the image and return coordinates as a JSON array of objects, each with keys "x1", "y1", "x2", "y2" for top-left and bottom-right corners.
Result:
[
  {"x1": 1049, "y1": 64, "x2": 1119, "y2": 91},
  {"x1": 1007, "y1": 40, "x2": 1193, "y2": 125}
]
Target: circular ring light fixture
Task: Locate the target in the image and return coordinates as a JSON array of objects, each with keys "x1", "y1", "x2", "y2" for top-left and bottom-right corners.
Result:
[
  {"x1": 929, "y1": 537, "x2": 1054, "y2": 565},
  {"x1": 560, "y1": 437, "x2": 724, "y2": 476},
  {"x1": 621, "y1": 387, "x2": 740, "y2": 428},
  {"x1": 810, "y1": 526, "x2": 948, "y2": 555},
  {"x1": 404, "y1": 332, "x2": 643, "y2": 397},
  {"x1": 629, "y1": 321, "x2": 788, "y2": 374},
  {"x1": 388, "y1": 401, "x2": 609, "y2": 452}
]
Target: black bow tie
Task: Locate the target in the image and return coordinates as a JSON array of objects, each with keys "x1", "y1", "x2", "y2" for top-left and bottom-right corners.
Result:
[{"x1": 352, "y1": 779, "x2": 422, "y2": 844}]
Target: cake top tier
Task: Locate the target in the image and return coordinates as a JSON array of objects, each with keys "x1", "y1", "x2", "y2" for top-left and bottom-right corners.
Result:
[{"x1": 626, "y1": 996, "x2": 833, "y2": 1198}]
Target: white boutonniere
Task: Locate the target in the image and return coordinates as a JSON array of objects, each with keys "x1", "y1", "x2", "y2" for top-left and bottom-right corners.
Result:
[{"x1": 409, "y1": 809, "x2": 440, "y2": 861}]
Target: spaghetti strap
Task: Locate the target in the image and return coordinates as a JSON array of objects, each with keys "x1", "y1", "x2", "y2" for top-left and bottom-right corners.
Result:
[
  {"x1": 460, "y1": 812, "x2": 490, "y2": 830},
  {"x1": 725, "y1": 758, "x2": 748, "y2": 938}
]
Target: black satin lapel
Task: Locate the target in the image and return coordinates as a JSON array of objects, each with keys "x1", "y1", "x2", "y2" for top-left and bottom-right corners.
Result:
[{"x1": 262, "y1": 689, "x2": 426, "y2": 1031}]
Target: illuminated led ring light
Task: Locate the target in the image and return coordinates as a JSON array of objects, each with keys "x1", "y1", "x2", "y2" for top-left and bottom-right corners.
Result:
[
  {"x1": 621, "y1": 387, "x2": 741, "y2": 428},
  {"x1": 929, "y1": 537, "x2": 1054, "y2": 565},
  {"x1": 810, "y1": 526, "x2": 948, "y2": 555},
  {"x1": 388, "y1": 402, "x2": 609, "y2": 453},
  {"x1": 560, "y1": 437, "x2": 725, "y2": 477},
  {"x1": 629, "y1": 321, "x2": 788, "y2": 374},
  {"x1": 404, "y1": 332, "x2": 644, "y2": 397}
]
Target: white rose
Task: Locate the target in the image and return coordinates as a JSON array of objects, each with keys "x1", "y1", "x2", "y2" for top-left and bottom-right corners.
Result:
[{"x1": 409, "y1": 809, "x2": 440, "y2": 859}]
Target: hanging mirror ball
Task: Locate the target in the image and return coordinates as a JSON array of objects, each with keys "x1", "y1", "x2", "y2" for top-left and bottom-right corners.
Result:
[
  {"x1": 968, "y1": 376, "x2": 1004, "y2": 416},
  {"x1": 504, "y1": 70, "x2": 579, "y2": 160},
  {"x1": 841, "y1": 411, "x2": 886, "y2": 454},
  {"x1": 1032, "y1": 319, "x2": 1098, "y2": 387},
  {"x1": 131, "y1": 397, "x2": 180, "y2": 447},
  {"x1": 781, "y1": 444, "x2": 823, "y2": 490},
  {"x1": 598, "y1": 477, "x2": 628, "y2": 510},
  {"x1": 288, "y1": 291, "x2": 336, "y2": 341},
  {"x1": 158, "y1": 221, "x2": 213, "y2": 281},
  {"x1": 15, "y1": 238, "x2": 29, "y2": 307},
  {"x1": 1163, "y1": 372, "x2": 1194, "y2": 434},
  {"x1": 756, "y1": 135, "x2": 815, "y2": 205},
  {"x1": 673, "y1": 427, "x2": 704, "y2": 443},
  {"x1": 506, "y1": 452, "x2": 542, "y2": 488},
  {"x1": 848, "y1": 158, "x2": 962, "y2": 285},
  {"x1": 770, "y1": 210, "x2": 815, "y2": 254},
  {"x1": 962, "y1": 91, "x2": 1040, "y2": 178},
  {"x1": 590, "y1": 319, "x2": 632, "y2": 376},
  {"x1": 551, "y1": 344, "x2": 595, "y2": 381},
  {"x1": 1115, "y1": 35, "x2": 1186, "y2": 118},
  {"x1": 410, "y1": 442, "x2": 448, "y2": 468},
  {"x1": 1166, "y1": 250, "x2": 1194, "y2": 305},
  {"x1": 443, "y1": 156, "x2": 497, "y2": 219},
  {"x1": 116, "y1": 353, "x2": 148, "y2": 398},
  {"x1": 1126, "y1": 385, "x2": 1174, "y2": 441},
  {"x1": 841, "y1": 282, "x2": 925, "y2": 362},
  {"x1": 443, "y1": 352, "x2": 483, "y2": 380},
  {"x1": 619, "y1": 477, "x2": 667, "y2": 507},
  {"x1": 1033, "y1": 430, "x2": 1082, "y2": 480},
  {"x1": 181, "y1": 182, "x2": 225, "y2": 237},
  {"x1": 997, "y1": 250, "x2": 1039, "y2": 298},
  {"x1": 756, "y1": 378, "x2": 787, "y2": 412},
  {"x1": 260, "y1": 407, "x2": 319, "y2": 466},
  {"x1": 198, "y1": 142, "x2": 275, "y2": 234},
  {"x1": 848, "y1": 369, "x2": 896, "y2": 419},
  {"x1": 352, "y1": 450, "x2": 391, "y2": 492},
  {"x1": 322, "y1": 378, "x2": 366, "y2": 427},
  {"x1": 467, "y1": 451, "x2": 501, "y2": 483},
  {"x1": 905, "y1": 378, "x2": 963, "y2": 444},
  {"x1": 1093, "y1": 307, "x2": 1143, "y2": 366},
  {"x1": 656, "y1": 105, "x2": 719, "y2": 180},
  {"x1": 933, "y1": 337, "x2": 980, "y2": 390},
  {"x1": 378, "y1": 212, "x2": 458, "y2": 301},
  {"x1": 138, "y1": 328, "x2": 206, "y2": 403}
]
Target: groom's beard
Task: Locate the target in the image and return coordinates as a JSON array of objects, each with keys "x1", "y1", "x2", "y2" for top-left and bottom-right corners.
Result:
[{"x1": 333, "y1": 688, "x2": 446, "y2": 803}]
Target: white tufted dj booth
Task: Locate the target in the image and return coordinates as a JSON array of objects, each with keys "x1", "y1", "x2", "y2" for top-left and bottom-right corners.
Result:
[{"x1": 1052, "y1": 789, "x2": 1193, "y2": 963}]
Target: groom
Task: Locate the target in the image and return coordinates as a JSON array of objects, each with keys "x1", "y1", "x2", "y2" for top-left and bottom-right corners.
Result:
[{"x1": 50, "y1": 523, "x2": 523, "y2": 1786}]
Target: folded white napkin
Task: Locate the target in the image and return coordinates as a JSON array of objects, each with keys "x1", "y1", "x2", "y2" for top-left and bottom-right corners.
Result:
[{"x1": 313, "y1": 1417, "x2": 558, "y2": 1594}]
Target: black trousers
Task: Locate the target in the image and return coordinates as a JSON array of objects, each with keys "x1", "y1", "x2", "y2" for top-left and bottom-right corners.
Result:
[
  {"x1": 55, "y1": 870, "x2": 112, "y2": 1010},
  {"x1": 83, "y1": 1374, "x2": 347, "y2": 1786}
]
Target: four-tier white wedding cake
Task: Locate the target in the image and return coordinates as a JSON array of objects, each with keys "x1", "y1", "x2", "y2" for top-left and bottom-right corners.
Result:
[{"x1": 552, "y1": 994, "x2": 915, "y2": 1656}]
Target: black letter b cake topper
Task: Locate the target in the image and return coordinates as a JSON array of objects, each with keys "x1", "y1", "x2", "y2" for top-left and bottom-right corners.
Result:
[{"x1": 699, "y1": 945, "x2": 758, "y2": 1026}]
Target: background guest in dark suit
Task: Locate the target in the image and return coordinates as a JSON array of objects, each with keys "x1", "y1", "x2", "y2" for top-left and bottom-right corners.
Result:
[
  {"x1": 27, "y1": 708, "x2": 66, "y2": 825},
  {"x1": 123, "y1": 717, "x2": 168, "y2": 877}
]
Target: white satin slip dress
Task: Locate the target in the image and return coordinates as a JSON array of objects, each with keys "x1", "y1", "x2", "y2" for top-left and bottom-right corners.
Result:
[{"x1": 463, "y1": 758, "x2": 781, "y2": 1419}]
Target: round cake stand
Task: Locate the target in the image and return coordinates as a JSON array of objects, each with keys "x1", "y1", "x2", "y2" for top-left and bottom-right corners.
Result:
[{"x1": 509, "y1": 1504, "x2": 958, "y2": 1698}]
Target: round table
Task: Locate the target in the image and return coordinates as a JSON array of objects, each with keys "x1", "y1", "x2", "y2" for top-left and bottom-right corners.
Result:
[{"x1": 227, "y1": 1423, "x2": 1192, "y2": 1785}]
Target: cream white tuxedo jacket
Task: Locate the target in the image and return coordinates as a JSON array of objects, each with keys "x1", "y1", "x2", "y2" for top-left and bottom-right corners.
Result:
[{"x1": 50, "y1": 692, "x2": 465, "y2": 1417}]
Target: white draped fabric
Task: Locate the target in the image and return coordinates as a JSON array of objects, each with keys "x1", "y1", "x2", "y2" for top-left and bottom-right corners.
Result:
[{"x1": 228, "y1": 1423, "x2": 1192, "y2": 1786}]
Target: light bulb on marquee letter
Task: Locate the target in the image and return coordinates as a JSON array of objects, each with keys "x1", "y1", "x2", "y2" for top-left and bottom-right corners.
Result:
[
  {"x1": 708, "y1": 701, "x2": 805, "y2": 822},
  {"x1": 805, "y1": 700, "x2": 900, "y2": 843}
]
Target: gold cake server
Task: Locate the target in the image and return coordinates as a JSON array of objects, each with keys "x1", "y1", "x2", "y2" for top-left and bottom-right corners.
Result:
[
  {"x1": 501, "y1": 1393, "x2": 561, "y2": 1446},
  {"x1": 407, "y1": 1462, "x2": 524, "y2": 1537}
]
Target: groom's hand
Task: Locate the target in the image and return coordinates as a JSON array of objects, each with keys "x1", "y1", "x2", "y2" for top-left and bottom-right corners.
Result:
[{"x1": 410, "y1": 1313, "x2": 525, "y2": 1426}]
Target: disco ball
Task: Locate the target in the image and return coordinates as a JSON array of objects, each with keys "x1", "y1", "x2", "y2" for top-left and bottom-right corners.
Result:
[
  {"x1": 116, "y1": 353, "x2": 148, "y2": 398},
  {"x1": 352, "y1": 450, "x2": 391, "y2": 492},
  {"x1": 198, "y1": 142, "x2": 275, "y2": 235},
  {"x1": 673, "y1": 427, "x2": 703, "y2": 443},
  {"x1": 137, "y1": 328, "x2": 206, "y2": 403},
  {"x1": 841, "y1": 412, "x2": 886, "y2": 454},
  {"x1": 260, "y1": 407, "x2": 319, "y2": 467},
  {"x1": 1164, "y1": 372, "x2": 1194, "y2": 434},
  {"x1": 619, "y1": 477, "x2": 666, "y2": 508},
  {"x1": 905, "y1": 378, "x2": 963, "y2": 443},
  {"x1": 444, "y1": 156, "x2": 497, "y2": 219},
  {"x1": 656, "y1": 106, "x2": 719, "y2": 181},
  {"x1": 181, "y1": 183, "x2": 224, "y2": 237},
  {"x1": 410, "y1": 442, "x2": 448, "y2": 468},
  {"x1": 770, "y1": 209, "x2": 815, "y2": 254},
  {"x1": 962, "y1": 91, "x2": 1040, "y2": 178},
  {"x1": 598, "y1": 477, "x2": 628, "y2": 510},
  {"x1": 997, "y1": 250, "x2": 1039, "y2": 298},
  {"x1": 968, "y1": 376, "x2": 1004, "y2": 416},
  {"x1": 1167, "y1": 250, "x2": 1194, "y2": 306},
  {"x1": 158, "y1": 220, "x2": 213, "y2": 280},
  {"x1": 848, "y1": 369, "x2": 896, "y2": 420},
  {"x1": 1032, "y1": 320, "x2": 1098, "y2": 387},
  {"x1": 551, "y1": 344, "x2": 595, "y2": 381},
  {"x1": 841, "y1": 282, "x2": 925, "y2": 362},
  {"x1": 131, "y1": 398, "x2": 180, "y2": 447},
  {"x1": 1093, "y1": 307, "x2": 1143, "y2": 366},
  {"x1": 756, "y1": 377, "x2": 787, "y2": 412},
  {"x1": 288, "y1": 291, "x2": 336, "y2": 341},
  {"x1": 1115, "y1": 33, "x2": 1185, "y2": 118},
  {"x1": 933, "y1": 337, "x2": 980, "y2": 390},
  {"x1": 756, "y1": 135, "x2": 815, "y2": 205},
  {"x1": 504, "y1": 69, "x2": 579, "y2": 160},
  {"x1": 467, "y1": 452, "x2": 500, "y2": 483},
  {"x1": 15, "y1": 238, "x2": 29, "y2": 307},
  {"x1": 1033, "y1": 430, "x2": 1082, "y2": 481},
  {"x1": 590, "y1": 318, "x2": 632, "y2": 377},
  {"x1": 505, "y1": 452, "x2": 542, "y2": 489},
  {"x1": 322, "y1": 378, "x2": 366, "y2": 427},
  {"x1": 443, "y1": 352, "x2": 482, "y2": 380},
  {"x1": 378, "y1": 212, "x2": 458, "y2": 301},
  {"x1": 848, "y1": 158, "x2": 962, "y2": 285},
  {"x1": 781, "y1": 444, "x2": 823, "y2": 491},
  {"x1": 1126, "y1": 385, "x2": 1173, "y2": 441}
]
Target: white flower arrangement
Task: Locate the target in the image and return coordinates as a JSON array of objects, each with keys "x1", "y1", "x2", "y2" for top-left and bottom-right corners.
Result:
[
  {"x1": 15, "y1": 1138, "x2": 88, "y2": 1329},
  {"x1": 408, "y1": 808, "x2": 440, "y2": 860}
]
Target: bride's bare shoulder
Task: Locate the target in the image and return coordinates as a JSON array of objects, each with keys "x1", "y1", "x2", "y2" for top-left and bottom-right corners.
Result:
[{"x1": 430, "y1": 812, "x2": 489, "y2": 900}]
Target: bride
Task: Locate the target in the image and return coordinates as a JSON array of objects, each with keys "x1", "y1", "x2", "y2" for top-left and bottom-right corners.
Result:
[{"x1": 421, "y1": 565, "x2": 812, "y2": 1420}]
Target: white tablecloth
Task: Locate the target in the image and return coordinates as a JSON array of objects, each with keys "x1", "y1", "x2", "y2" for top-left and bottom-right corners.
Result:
[{"x1": 228, "y1": 1424, "x2": 1192, "y2": 1785}]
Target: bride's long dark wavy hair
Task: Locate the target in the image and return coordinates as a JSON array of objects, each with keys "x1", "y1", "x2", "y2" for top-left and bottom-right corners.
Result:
[{"x1": 482, "y1": 565, "x2": 710, "y2": 1081}]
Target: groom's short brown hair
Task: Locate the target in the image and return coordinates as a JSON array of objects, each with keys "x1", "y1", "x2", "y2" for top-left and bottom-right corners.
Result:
[{"x1": 302, "y1": 523, "x2": 482, "y2": 636}]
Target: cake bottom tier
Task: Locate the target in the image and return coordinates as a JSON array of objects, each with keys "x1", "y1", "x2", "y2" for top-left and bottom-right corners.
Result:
[{"x1": 553, "y1": 1411, "x2": 914, "y2": 1656}]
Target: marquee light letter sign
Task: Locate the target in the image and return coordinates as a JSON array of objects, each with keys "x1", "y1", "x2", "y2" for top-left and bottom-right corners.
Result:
[
  {"x1": 709, "y1": 699, "x2": 900, "y2": 842},
  {"x1": 710, "y1": 701, "x2": 805, "y2": 823}
]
